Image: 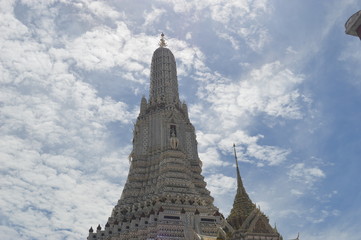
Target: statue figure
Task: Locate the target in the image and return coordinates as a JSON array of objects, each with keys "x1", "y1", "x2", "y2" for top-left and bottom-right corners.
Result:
[{"x1": 170, "y1": 132, "x2": 179, "y2": 149}]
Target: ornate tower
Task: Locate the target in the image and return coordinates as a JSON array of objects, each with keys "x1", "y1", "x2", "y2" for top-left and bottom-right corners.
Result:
[
  {"x1": 87, "y1": 34, "x2": 283, "y2": 240},
  {"x1": 87, "y1": 34, "x2": 227, "y2": 240}
]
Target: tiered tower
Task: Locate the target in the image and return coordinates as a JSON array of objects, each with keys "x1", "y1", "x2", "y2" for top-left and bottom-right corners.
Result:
[{"x1": 87, "y1": 34, "x2": 283, "y2": 240}]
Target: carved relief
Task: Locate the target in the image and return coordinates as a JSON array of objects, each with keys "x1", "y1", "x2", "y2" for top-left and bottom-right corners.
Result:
[
  {"x1": 142, "y1": 126, "x2": 148, "y2": 153},
  {"x1": 185, "y1": 132, "x2": 194, "y2": 159}
]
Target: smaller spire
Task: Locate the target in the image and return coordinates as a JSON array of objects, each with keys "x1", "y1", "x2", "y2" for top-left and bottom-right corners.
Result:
[
  {"x1": 227, "y1": 144, "x2": 256, "y2": 230},
  {"x1": 97, "y1": 224, "x2": 101, "y2": 231},
  {"x1": 158, "y1": 33, "x2": 167, "y2": 47},
  {"x1": 89, "y1": 227, "x2": 93, "y2": 233}
]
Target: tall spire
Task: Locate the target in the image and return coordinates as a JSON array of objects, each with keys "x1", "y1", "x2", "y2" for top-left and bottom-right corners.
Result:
[{"x1": 227, "y1": 144, "x2": 256, "y2": 229}]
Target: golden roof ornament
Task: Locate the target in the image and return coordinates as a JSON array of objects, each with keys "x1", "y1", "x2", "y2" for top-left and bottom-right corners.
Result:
[{"x1": 158, "y1": 33, "x2": 167, "y2": 47}]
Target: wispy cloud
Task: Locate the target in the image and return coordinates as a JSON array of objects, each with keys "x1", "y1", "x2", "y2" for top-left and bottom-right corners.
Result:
[
  {"x1": 0, "y1": 0, "x2": 358, "y2": 240},
  {"x1": 288, "y1": 163, "x2": 326, "y2": 186}
]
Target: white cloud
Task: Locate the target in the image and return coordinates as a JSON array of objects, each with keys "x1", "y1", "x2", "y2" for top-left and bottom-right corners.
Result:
[
  {"x1": 247, "y1": 144, "x2": 290, "y2": 166},
  {"x1": 143, "y1": 7, "x2": 166, "y2": 26},
  {"x1": 217, "y1": 131, "x2": 290, "y2": 166},
  {"x1": 239, "y1": 61, "x2": 304, "y2": 119},
  {"x1": 188, "y1": 61, "x2": 302, "y2": 168},
  {"x1": 286, "y1": 46, "x2": 298, "y2": 55},
  {"x1": 196, "y1": 61, "x2": 304, "y2": 133},
  {"x1": 206, "y1": 173, "x2": 236, "y2": 196},
  {"x1": 63, "y1": 23, "x2": 131, "y2": 70},
  {"x1": 0, "y1": 2, "x2": 136, "y2": 239},
  {"x1": 0, "y1": 226, "x2": 22, "y2": 240},
  {"x1": 339, "y1": 40, "x2": 361, "y2": 86},
  {"x1": 291, "y1": 189, "x2": 304, "y2": 196},
  {"x1": 197, "y1": 128, "x2": 290, "y2": 167},
  {"x1": 288, "y1": 163, "x2": 325, "y2": 186},
  {"x1": 157, "y1": 0, "x2": 266, "y2": 24},
  {"x1": 205, "y1": 173, "x2": 237, "y2": 215},
  {"x1": 87, "y1": 0, "x2": 121, "y2": 19},
  {"x1": 218, "y1": 130, "x2": 260, "y2": 148},
  {"x1": 157, "y1": 0, "x2": 271, "y2": 50},
  {"x1": 197, "y1": 131, "x2": 222, "y2": 148},
  {"x1": 217, "y1": 32, "x2": 240, "y2": 50},
  {"x1": 1, "y1": 1, "x2": 354, "y2": 240},
  {"x1": 237, "y1": 25, "x2": 270, "y2": 51},
  {"x1": 302, "y1": 227, "x2": 359, "y2": 240},
  {"x1": 199, "y1": 146, "x2": 229, "y2": 170}
]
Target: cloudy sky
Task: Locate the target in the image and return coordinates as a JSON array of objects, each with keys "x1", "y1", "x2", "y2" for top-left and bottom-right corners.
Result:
[{"x1": 1, "y1": 0, "x2": 361, "y2": 239}]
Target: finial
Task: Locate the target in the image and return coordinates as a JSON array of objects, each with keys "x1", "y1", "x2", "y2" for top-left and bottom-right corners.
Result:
[{"x1": 158, "y1": 33, "x2": 167, "y2": 47}]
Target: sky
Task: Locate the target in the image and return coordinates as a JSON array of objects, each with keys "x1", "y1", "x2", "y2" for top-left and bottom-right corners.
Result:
[{"x1": 1, "y1": 0, "x2": 361, "y2": 239}]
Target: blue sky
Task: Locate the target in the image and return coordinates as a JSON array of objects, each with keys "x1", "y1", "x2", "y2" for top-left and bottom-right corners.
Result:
[{"x1": 1, "y1": 0, "x2": 361, "y2": 239}]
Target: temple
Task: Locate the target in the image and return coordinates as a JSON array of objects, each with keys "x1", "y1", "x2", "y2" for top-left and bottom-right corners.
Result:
[{"x1": 87, "y1": 34, "x2": 283, "y2": 240}]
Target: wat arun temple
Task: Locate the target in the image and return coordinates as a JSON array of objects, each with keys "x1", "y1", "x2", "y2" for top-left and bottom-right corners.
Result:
[{"x1": 87, "y1": 34, "x2": 283, "y2": 240}]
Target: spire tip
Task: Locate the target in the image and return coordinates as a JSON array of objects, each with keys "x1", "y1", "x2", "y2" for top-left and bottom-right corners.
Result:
[{"x1": 159, "y1": 33, "x2": 167, "y2": 47}]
